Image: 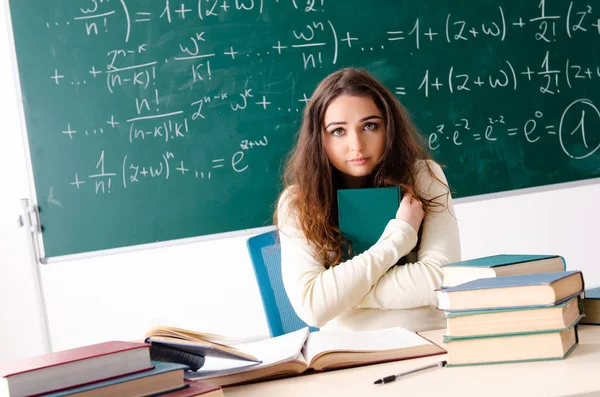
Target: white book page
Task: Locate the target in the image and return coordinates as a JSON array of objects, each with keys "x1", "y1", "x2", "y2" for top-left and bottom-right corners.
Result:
[
  {"x1": 302, "y1": 327, "x2": 430, "y2": 364},
  {"x1": 188, "y1": 327, "x2": 309, "y2": 379}
]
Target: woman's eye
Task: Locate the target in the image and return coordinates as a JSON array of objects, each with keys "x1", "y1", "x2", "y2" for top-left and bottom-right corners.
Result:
[
  {"x1": 364, "y1": 122, "x2": 378, "y2": 131},
  {"x1": 330, "y1": 128, "x2": 345, "y2": 136}
]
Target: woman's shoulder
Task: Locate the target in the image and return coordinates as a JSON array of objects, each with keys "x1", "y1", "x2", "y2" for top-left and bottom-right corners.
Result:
[
  {"x1": 276, "y1": 186, "x2": 300, "y2": 228},
  {"x1": 413, "y1": 159, "x2": 450, "y2": 199},
  {"x1": 277, "y1": 186, "x2": 297, "y2": 209},
  {"x1": 414, "y1": 159, "x2": 447, "y2": 181}
]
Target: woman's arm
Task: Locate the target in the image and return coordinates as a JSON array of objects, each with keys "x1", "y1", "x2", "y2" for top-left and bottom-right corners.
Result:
[
  {"x1": 278, "y1": 189, "x2": 418, "y2": 328},
  {"x1": 354, "y1": 161, "x2": 461, "y2": 310}
]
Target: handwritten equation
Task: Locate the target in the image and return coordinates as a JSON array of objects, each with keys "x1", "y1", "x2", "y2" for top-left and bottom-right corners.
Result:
[
  {"x1": 69, "y1": 135, "x2": 267, "y2": 194},
  {"x1": 13, "y1": 0, "x2": 600, "y2": 198},
  {"x1": 428, "y1": 99, "x2": 600, "y2": 159}
]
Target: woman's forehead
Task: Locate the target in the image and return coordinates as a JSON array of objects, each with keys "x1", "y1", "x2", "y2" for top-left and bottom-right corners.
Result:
[{"x1": 323, "y1": 95, "x2": 382, "y2": 122}]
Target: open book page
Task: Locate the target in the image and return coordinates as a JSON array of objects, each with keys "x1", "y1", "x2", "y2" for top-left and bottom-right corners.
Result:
[
  {"x1": 302, "y1": 327, "x2": 445, "y2": 371},
  {"x1": 145, "y1": 326, "x2": 250, "y2": 345},
  {"x1": 187, "y1": 327, "x2": 310, "y2": 379}
]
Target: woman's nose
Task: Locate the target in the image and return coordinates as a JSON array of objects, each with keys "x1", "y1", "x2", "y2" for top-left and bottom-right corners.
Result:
[{"x1": 348, "y1": 130, "x2": 363, "y2": 151}]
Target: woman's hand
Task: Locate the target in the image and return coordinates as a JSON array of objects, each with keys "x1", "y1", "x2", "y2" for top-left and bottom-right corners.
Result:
[{"x1": 396, "y1": 193, "x2": 425, "y2": 233}]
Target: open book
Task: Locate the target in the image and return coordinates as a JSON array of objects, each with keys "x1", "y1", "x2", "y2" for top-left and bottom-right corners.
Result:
[
  {"x1": 144, "y1": 326, "x2": 260, "y2": 369},
  {"x1": 186, "y1": 327, "x2": 445, "y2": 387}
]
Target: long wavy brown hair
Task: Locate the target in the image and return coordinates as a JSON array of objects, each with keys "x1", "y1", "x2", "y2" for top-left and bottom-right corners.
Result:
[{"x1": 275, "y1": 68, "x2": 449, "y2": 269}]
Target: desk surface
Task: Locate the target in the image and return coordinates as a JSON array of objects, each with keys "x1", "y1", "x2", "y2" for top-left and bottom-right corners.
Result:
[{"x1": 223, "y1": 325, "x2": 600, "y2": 397}]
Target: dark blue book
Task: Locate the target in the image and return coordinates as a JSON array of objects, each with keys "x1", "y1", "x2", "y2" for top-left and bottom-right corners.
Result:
[
  {"x1": 437, "y1": 270, "x2": 584, "y2": 312},
  {"x1": 441, "y1": 254, "x2": 565, "y2": 287}
]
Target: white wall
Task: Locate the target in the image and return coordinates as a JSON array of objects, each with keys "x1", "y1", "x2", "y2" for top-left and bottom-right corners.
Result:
[
  {"x1": 0, "y1": 1, "x2": 49, "y2": 364},
  {"x1": 1, "y1": 4, "x2": 599, "y2": 365}
]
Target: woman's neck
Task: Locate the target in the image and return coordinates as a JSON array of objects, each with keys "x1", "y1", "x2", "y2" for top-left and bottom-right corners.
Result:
[{"x1": 341, "y1": 174, "x2": 371, "y2": 189}]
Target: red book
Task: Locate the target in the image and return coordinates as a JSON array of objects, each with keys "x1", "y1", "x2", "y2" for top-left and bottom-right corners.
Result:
[
  {"x1": 0, "y1": 341, "x2": 152, "y2": 397},
  {"x1": 162, "y1": 381, "x2": 223, "y2": 397}
]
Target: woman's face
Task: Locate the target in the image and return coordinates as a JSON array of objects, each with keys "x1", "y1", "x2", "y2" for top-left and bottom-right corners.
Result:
[{"x1": 322, "y1": 95, "x2": 386, "y2": 188}]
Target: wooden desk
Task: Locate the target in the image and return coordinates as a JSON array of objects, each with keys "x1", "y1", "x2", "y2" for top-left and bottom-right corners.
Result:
[{"x1": 224, "y1": 325, "x2": 600, "y2": 397}]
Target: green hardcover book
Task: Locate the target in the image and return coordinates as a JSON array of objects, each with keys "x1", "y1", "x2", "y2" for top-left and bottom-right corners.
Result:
[
  {"x1": 444, "y1": 296, "x2": 584, "y2": 338},
  {"x1": 444, "y1": 324, "x2": 579, "y2": 367},
  {"x1": 41, "y1": 361, "x2": 189, "y2": 397},
  {"x1": 337, "y1": 187, "x2": 400, "y2": 255},
  {"x1": 440, "y1": 254, "x2": 566, "y2": 287}
]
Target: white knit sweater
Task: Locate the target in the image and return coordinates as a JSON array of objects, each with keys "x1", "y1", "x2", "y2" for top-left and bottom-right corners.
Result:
[{"x1": 277, "y1": 160, "x2": 461, "y2": 332}]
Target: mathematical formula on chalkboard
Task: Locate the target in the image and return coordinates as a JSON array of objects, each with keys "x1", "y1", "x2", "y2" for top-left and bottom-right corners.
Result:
[
  {"x1": 38, "y1": 0, "x2": 599, "y2": 198},
  {"x1": 9, "y1": 0, "x2": 600, "y2": 256}
]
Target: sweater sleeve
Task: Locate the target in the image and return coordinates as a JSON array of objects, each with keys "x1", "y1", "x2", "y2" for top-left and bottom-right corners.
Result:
[
  {"x1": 277, "y1": 189, "x2": 418, "y2": 328},
  {"x1": 355, "y1": 161, "x2": 462, "y2": 310}
]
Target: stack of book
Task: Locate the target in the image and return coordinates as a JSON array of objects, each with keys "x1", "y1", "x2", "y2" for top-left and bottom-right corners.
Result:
[
  {"x1": 0, "y1": 341, "x2": 223, "y2": 397},
  {"x1": 437, "y1": 260, "x2": 585, "y2": 367}
]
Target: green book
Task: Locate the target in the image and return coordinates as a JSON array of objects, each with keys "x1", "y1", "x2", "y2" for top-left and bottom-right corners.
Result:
[
  {"x1": 444, "y1": 325, "x2": 579, "y2": 367},
  {"x1": 41, "y1": 361, "x2": 189, "y2": 397},
  {"x1": 444, "y1": 296, "x2": 584, "y2": 339},
  {"x1": 440, "y1": 254, "x2": 566, "y2": 287},
  {"x1": 337, "y1": 187, "x2": 400, "y2": 255},
  {"x1": 444, "y1": 308, "x2": 583, "y2": 342}
]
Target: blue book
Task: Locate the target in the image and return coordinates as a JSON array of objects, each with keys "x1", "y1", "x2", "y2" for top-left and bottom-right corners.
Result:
[
  {"x1": 437, "y1": 270, "x2": 584, "y2": 312},
  {"x1": 337, "y1": 187, "x2": 400, "y2": 256},
  {"x1": 585, "y1": 287, "x2": 600, "y2": 299},
  {"x1": 41, "y1": 361, "x2": 189, "y2": 397},
  {"x1": 441, "y1": 254, "x2": 565, "y2": 287},
  {"x1": 581, "y1": 287, "x2": 600, "y2": 325}
]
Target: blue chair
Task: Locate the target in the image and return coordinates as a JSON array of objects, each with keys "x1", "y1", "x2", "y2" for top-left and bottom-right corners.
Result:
[{"x1": 246, "y1": 230, "x2": 318, "y2": 337}]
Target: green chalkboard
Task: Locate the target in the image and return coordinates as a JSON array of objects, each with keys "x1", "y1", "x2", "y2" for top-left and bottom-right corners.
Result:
[{"x1": 9, "y1": 0, "x2": 600, "y2": 258}]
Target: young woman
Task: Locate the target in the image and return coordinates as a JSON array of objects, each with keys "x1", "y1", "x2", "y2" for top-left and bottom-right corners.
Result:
[{"x1": 275, "y1": 68, "x2": 461, "y2": 332}]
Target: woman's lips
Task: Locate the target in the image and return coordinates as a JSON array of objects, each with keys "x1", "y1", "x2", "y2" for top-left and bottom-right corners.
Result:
[{"x1": 348, "y1": 157, "x2": 368, "y2": 165}]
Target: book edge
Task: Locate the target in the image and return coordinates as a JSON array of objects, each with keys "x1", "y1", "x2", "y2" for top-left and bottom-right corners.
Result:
[
  {"x1": 443, "y1": 315, "x2": 583, "y2": 342},
  {"x1": 441, "y1": 270, "x2": 581, "y2": 293},
  {"x1": 1, "y1": 342, "x2": 150, "y2": 378},
  {"x1": 441, "y1": 255, "x2": 561, "y2": 268}
]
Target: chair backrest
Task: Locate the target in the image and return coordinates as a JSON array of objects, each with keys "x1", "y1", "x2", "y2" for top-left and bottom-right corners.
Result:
[{"x1": 246, "y1": 230, "x2": 317, "y2": 337}]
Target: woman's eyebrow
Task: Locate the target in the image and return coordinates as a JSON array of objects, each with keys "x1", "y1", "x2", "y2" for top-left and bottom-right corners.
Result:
[
  {"x1": 324, "y1": 115, "x2": 383, "y2": 129},
  {"x1": 359, "y1": 115, "x2": 383, "y2": 122}
]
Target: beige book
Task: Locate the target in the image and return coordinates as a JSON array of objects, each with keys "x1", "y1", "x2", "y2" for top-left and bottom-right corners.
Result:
[
  {"x1": 187, "y1": 327, "x2": 445, "y2": 387},
  {"x1": 446, "y1": 296, "x2": 583, "y2": 337},
  {"x1": 444, "y1": 326, "x2": 578, "y2": 366}
]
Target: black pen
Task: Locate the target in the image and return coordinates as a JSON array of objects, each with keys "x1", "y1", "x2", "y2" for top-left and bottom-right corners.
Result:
[{"x1": 373, "y1": 360, "x2": 447, "y2": 385}]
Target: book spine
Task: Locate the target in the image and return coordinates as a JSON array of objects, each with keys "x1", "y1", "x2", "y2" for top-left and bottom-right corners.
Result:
[{"x1": 559, "y1": 256, "x2": 567, "y2": 271}]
